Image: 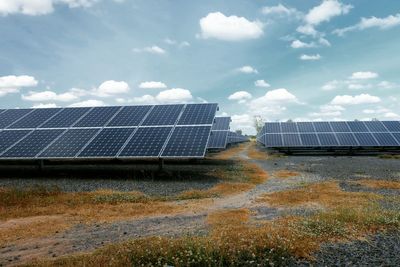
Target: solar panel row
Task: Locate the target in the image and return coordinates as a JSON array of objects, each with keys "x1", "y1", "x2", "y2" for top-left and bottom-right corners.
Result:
[
  {"x1": 207, "y1": 117, "x2": 231, "y2": 149},
  {"x1": 228, "y1": 131, "x2": 249, "y2": 144},
  {"x1": 0, "y1": 103, "x2": 218, "y2": 159}
]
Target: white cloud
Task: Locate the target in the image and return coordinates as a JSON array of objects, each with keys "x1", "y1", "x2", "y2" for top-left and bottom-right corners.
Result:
[
  {"x1": 296, "y1": 25, "x2": 318, "y2": 36},
  {"x1": 96, "y1": 80, "x2": 130, "y2": 97},
  {"x1": 321, "y1": 80, "x2": 340, "y2": 91},
  {"x1": 155, "y1": 88, "x2": 193, "y2": 103},
  {"x1": 32, "y1": 103, "x2": 58, "y2": 108},
  {"x1": 199, "y1": 12, "x2": 263, "y2": 41},
  {"x1": 319, "y1": 37, "x2": 331, "y2": 47},
  {"x1": 254, "y1": 80, "x2": 270, "y2": 88},
  {"x1": 347, "y1": 83, "x2": 372, "y2": 90},
  {"x1": 0, "y1": 0, "x2": 98, "y2": 16},
  {"x1": 261, "y1": 88, "x2": 298, "y2": 103},
  {"x1": 299, "y1": 54, "x2": 321, "y2": 61},
  {"x1": 291, "y1": 40, "x2": 316, "y2": 49},
  {"x1": 139, "y1": 81, "x2": 167, "y2": 89},
  {"x1": 363, "y1": 108, "x2": 390, "y2": 114},
  {"x1": 331, "y1": 94, "x2": 381, "y2": 105},
  {"x1": 378, "y1": 81, "x2": 397, "y2": 89},
  {"x1": 228, "y1": 91, "x2": 252, "y2": 103},
  {"x1": 334, "y1": 13, "x2": 400, "y2": 36},
  {"x1": 133, "y1": 46, "x2": 166, "y2": 54},
  {"x1": 261, "y1": 4, "x2": 300, "y2": 18},
  {"x1": 22, "y1": 90, "x2": 79, "y2": 102},
  {"x1": 384, "y1": 112, "x2": 400, "y2": 120},
  {"x1": 164, "y1": 38, "x2": 190, "y2": 48},
  {"x1": 305, "y1": 0, "x2": 352, "y2": 26},
  {"x1": 0, "y1": 75, "x2": 38, "y2": 97},
  {"x1": 230, "y1": 114, "x2": 255, "y2": 134},
  {"x1": 310, "y1": 104, "x2": 345, "y2": 117},
  {"x1": 130, "y1": 95, "x2": 157, "y2": 105},
  {"x1": 349, "y1": 71, "x2": 379, "y2": 80},
  {"x1": 69, "y1": 99, "x2": 105, "y2": 107},
  {"x1": 237, "y1": 65, "x2": 258, "y2": 74}
]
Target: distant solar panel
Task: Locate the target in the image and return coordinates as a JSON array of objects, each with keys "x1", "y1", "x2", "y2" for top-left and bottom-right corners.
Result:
[
  {"x1": 318, "y1": 133, "x2": 339, "y2": 146},
  {"x1": 297, "y1": 122, "x2": 315, "y2": 133},
  {"x1": 314, "y1": 122, "x2": 333, "y2": 132},
  {"x1": 347, "y1": 121, "x2": 369, "y2": 132},
  {"x1": 364, "y1": 121, "x2": 387, "y2": 132},
  {"x1": 0, "y1": 130, "x2": 32, "y2": 153},
  {"x1": 382, "y1": 121, "x2": 400, "y2": 132},
  {"x1": 207, "y1": 131, "x2": 228, "y2": 149},
  {"x1": 283, "y1": 134, "x2": 302, "y2": 146},
  {"x1": 300, "y1": 133, "x2": 320, "y2": 146},
  {"x1": 266, "y1": 122, "x2": 281, "y2": 133},
  {"x1": 372, "y1": 133, "x2": 399, "y2": 146},
  {"x1": 281, "y1": 122, "x2": 298, "y2": 133}
]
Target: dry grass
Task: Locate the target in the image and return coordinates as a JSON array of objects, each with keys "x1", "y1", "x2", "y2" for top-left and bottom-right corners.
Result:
[
  {"x1": 210, "y1": 143, "x2": 249, "y2": 160},
  {"x1": 257, "y1": 181, "x2": 382, "y2": 209},
  {"x1": 207, "y1": 209, "x2": 251, "y2": 227},
  {"x1": 354, "y1": 179, "x2": 400, "y2": 190},
  {"x1": 247, "y1": 144, "x2": 267, "y2": 160},
  {"x1": 273, "y1": 170, "x2": 300, "y2": 179}
]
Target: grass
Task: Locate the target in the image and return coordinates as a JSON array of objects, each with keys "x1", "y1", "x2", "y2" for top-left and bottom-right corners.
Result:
[
  {"x1": 273, "y1": 170, "x2": 300, "y2": 179},
  {"x1": 354, "y1": 179, "x2": 400, "y2": 190},
  {"x1": 378, "y1": 154, "x2": 400, "y2": 159}
]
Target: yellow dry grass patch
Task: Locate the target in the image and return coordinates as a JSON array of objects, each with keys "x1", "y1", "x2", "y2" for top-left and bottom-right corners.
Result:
[
  {"x1": 258, "y1": 181, "x2": 381, "y2": 209},
  {"x1": 177, "y1": 182, "x2": 254, "y2": 200},
  {"x1": 273, "y1": 170, "x2": 300, "y2": 179},
  {"x1": 210, "y1": 143, "x2": 249, "y2": 160},
  {"x1": 247, "y1": 144, "x2": 267, "y2": 160},
  {"x1": 207, "y1": 209, "x2": 250, "y2": 227},
  {"x1": 0, "y1": 215, "x2": 71, "y2": 246},
  {"x1": 354, "y1": 179, "x2": 400, "y2": 190}
]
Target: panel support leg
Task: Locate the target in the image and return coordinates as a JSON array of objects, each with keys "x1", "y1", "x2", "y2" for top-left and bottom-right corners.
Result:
[
  {"x1": 38, "y1": 160, "x2": 45, "y2": 171},
  {"x1": 158, "y1": 158, "x2": 164, "y2": 171}
]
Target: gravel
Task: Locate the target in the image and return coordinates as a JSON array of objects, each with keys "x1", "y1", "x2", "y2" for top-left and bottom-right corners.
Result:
[
  {"x1": 299, "y1": 231, "x2": 400, "y2": 266},
  {"x1": 339, "y1": 181, "x2": 400, "y2": 196}
]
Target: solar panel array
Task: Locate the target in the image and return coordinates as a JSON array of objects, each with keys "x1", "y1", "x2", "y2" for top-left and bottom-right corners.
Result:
[
  {"x1": 228, "y1": 131, "x2": 249, "y2": 144},
  {"x1": 207, "y1": 117, "x2": 231, "y2": 149},
  {"x1": 0, "y1": 103, "x2": 218, "y2": 160},
  {"x1": 258, "y1": 121, "x2": 400, "y2": 148}
]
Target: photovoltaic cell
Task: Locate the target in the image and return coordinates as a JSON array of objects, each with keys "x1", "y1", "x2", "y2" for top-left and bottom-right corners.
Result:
[
  {"x1": 372, "y1": 133, "x2": 399, "y2": 146},
  {"x1": 40, "y1": 108, "x2": 90, "y2": 128},
  {"x1": 318, "y1": 133, "x2": 339, "y2": 146},
  {"x1": 347, "y1": 121, "x2": 369, "y2": 132},
  {"x1": 78, "y1": 128, "x2": 135, "y2": 158},
  {"x1": 265, "y1": 123, "x2": 281, "y2": 133},
  {"x1": 107, "y1": 105, "x2": 152, "y2": 127},
  {"x1": 8, "y1": 108, "x2": 62, "y2": 129},
  {"x1": 364, "y1": 121, "x2": 388, "y2": 132},
  {"x1": 161, "y1": 126, "x2": 211, "y2": 157},
  {"x1": 392, "y1": 133, "x2": 400, "y2": 144},
  {"x1": 282, "y1": 134, "x2": 302, "y2": 146},
  {"x1": 2, "y1": 129, "x2": 64, "y2": 158},
  {"x1": 74, "y1": 106, "x2": 121, "y2": 128},
  {"x1": 330, "y1": 122, "x2": 351, "y2": 132},
  {"x1": 212, "y1": 117, "x2": 230, "y2": 131},
  {"x1": 281, "y1": 122, "x2": 298, "y2": 133},
  {"x1": 354, "y1": 133, "x2": 378, "y2": 146},
  {"x1": 336, "y1": 133, "x2": 358, "y2": 146},
  {"x1": 178, "y1": 103, "x2": 217, "y2": 125},
  {"x1": 0, "y1": 109, "x2": 33, "y2": 129},
  {"x1": 300, "y1": 134, "x2": 320, "y2": 146},
  {"x1": 297, "y1": 122, "x2": 315, "y2": 133},
  {"x1": 0, "y1": 130, "x2": 32, "y2": 153},
  {"x1": 120, "y1": 127, "x2": 172, "y2": 157},
  {"x1": 382, "y1": 121, "x2": 400, "y2": 132},
  {"x1": 207, "y1": 131, "x2": 228, "y2": 148},
  {"x1": 142, "y1": 105, "x2": 184, "y2": 126},
  {"x1": 39, "y1": 128, "x2": 99, "y2": 158},
  {"x1": 314, "y1": 122, "x2": 333, "y2": 132}
]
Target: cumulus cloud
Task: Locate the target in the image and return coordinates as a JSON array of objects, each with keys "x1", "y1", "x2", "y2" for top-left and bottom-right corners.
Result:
[
  {"x1": 0, "y1": 75, "x2": 38, "y2": 97},
  {"x1": 133, "y1": 46, "x2": 166, "y2": 54},
  {"x1": 333, "y1": 13, "x2": 400, "y2": 36},
  {"x1": 261, "y1": 4, "x2": 301, "y2": 18},
  {"x1": 139, "y1": 81, "x2": 167, "y2": 89},
  {"x1": 255, "y1": 80, "x2": 270, "y2": 88},
  {"x1": 32, "y1": 103, "x2": 58, "y2": 108},
  {"x1": 164, "y1": 38, "x2": 190, "y2": 48},
  {"x1": 331, "y1": 94, "x2": 381, "y2": 105},
  {"x1": 349, "y1": 71, "x2": 379, "y2": 80},
  {"x1": 237, "y1": 66, "x2": 258, "y2": 74},
  {"x1": 378, "y1": 81, "x2": 397, "y2": 89},
  {"x1": 310, "y1": 104, "x2": 345, "y2": 117},
  {"x1": 96, "y1": 80, "x2": 130, "y2": 97},
  {"x1": 296, "y1": 24, "x2": 318, "y2": 36},
  {"x1": 69, "y1": 99, "x2": 106, "y2": 107},
  {"x1": 199, "y1": 12, "x2": 263, "y2": 41},
  {"x1": 259, "y1": 88, "x2": 298, "y2": 103},
  {"x1": 291, "y1": 40, "x2": 316, "y2": 49},
  {"x1": 0, "y1": 0, "x2": 98, "y2": 16},
  {"x1": 228, "y1": 91, "x2": 252, "y2": 103},
  {"x1": 299, "y1": 54, "x2": 321, "y2": 61},
  {"x1": 230, "y1": 114, "x2": 255, "y2": 134},
  {"x1": 321, "y1": 80, "x2": 340, "y2": 91},
  {"x1": 22, "y1": 90, "x2": 79, "y2": 102},
  {"x1": 154, "y1": 88, "x2": 193, "y2": 103},
  {"x1": 305, "y1": 0, "x2": 352, "y2": 26}
]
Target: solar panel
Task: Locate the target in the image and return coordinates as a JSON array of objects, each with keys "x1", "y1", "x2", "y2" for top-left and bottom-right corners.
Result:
[
  {"x1": 265, "y1": 122, "x2": 281, "y2": 133},
  {"x1": 0, "y1": 130, "x2": 32, "y2": 153},
  {"x1": 281, "y1": 122, "x2": 297, "y2": 133},
  {"x1": 40, "y1": 107, "x2": 91, "y2": 128},
  {"x1": 8, "y1": 108, "x2": 62, "y2": 129},
  {"x1": 0, "y1": 109, "x2": 33, "y2": 129},
  {"x1": 212, "y1": 117, "x2": 230, "y2": 131},
  {"x1": 207, "y1": 131, "x2": 228, "y2": 149},
  {"x1": 78, "y1": 128, "x2": 135, "y2": 158},
  {"x1": 38, "y1": 128, "x2": 100, "y2": 158},
  {"x1": 141, "y1": 104, "x2": 184, "y2": 126},
  {"x1": 300, "y1": 133, "x2": 320, "y2": 146},
  {"x1": 282, "y1": 134, "x2": 302, "y2": 146},
  {"x1": 107, "y1": 105, "x2": 152, "y2": 127},
  {"x1": 297, "y1": 122, "x2": 315, "y2": 133},
  {"x1": 119, "y1": 127, "x2": 173, "y2": 157},
  {"x1": 318, "y1": 133, "x2": 339, "y2": 146},
  {"x1": 314, "y1": 122, "x2": 333, "y2": 132},
  {"x1": 177, "y1": 103, "x2": 217, "y2": 125},
  {"x1": 382, "y1": 121, "x2": 400, "y2": 132},
  {"x1": 347, "y1": 121, "x2": 369, "y2": 132},
  {"x1": 2, "y1": 129, "x2": 64, "y2": 158},
  {"x1": 264, "y1": 134, "x2": 283, "y2": 147},
  {"x1": 74, "y1": 106, "x2": 121, "y2": 128},
  {"x1": 372, "y1": 133, "x2": 399, "y2": 146},
  {"x1": 336, "y1": 133, "x2": 358, "y2": 146},
  {"x1": 161, "y1": 126, "x2": 211, "y2": 157},
  {"x1": 330, "y1": 122, "x2": 351, "y2": 132},
  {"x1": 364, "y1": 121, "x2": 388, "y2": 132},
  {"x1": 393, "y1": 133, "x2": 400, "y2": 144},
  {"x1": 354, "y1": 133, "x2": 378, "y2": 146}
]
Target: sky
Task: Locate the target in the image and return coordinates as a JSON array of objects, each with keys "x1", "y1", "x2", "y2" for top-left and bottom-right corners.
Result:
[{"x1": 0, "y1": 0, "x2": 399, "y2": 134}]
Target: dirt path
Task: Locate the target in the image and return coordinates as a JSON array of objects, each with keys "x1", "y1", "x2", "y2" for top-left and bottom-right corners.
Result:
[{"x1": 0, "y1": 143, "x2": 301, "y2": 266}]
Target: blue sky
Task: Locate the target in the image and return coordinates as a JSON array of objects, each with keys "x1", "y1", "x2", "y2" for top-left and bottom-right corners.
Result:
[{"x1": 0, "y1": 0, "x2": 399, "y2": 134}]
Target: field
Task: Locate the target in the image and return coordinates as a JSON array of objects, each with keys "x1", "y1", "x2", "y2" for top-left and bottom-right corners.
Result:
[{"x1": 1, "y1": 142, "x2": 400, "y2": 266}]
